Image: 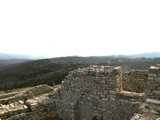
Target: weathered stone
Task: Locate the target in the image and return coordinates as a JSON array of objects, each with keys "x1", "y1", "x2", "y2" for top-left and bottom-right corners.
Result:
[
  {"x1": 19, "y1": 100, "x2": 24, "y2": 104},
  {"x1": 153, "y1": 90, "x2": 160, "y2": 94},
  {"x1": 122, "y1": 70, "x2": 148, "y2": 93},
  {"x1": 109, "y1": 90, "x2": 117, "y2": 95},
  {"x1": 1, "y1": 64, "x2": 160, "y2": 120},
  {"x1": 0, "y1": 85, "x2": 56, "y2": 120},
  {"x1": 146, "y1": 99, "x2": 160, "y2": 105}
]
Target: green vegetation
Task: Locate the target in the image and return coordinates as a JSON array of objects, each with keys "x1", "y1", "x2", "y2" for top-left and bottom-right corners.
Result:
[
  {"x1": 0, "y1": 59, "x2": 87, "y2": 91},
  {"x1": 0, "y1": 56, "x2": 160, "y2": 91},
  {"x1": 100, "y1": 57, "x2": 160, "y2": 70},
  {"x1": 9, "y1": 87, "x2": 32, "y2": 92},
  {"x1": 0, "y1": 59, "x2": 31, "y2": 69}
]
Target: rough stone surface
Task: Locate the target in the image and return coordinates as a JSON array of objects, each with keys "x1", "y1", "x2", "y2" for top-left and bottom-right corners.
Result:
[
  {"x1": 145, "y1": 65, "x2": 160, "y2": 100},
  {"x1": 122, "y1": 70, "x2": 148, "y2": 93},
  {"x1": 54, "y1": 65, "x2": 141, "y2": 120},
  {"x1": 0, "y1": 84, "x2": 53, "y2": 105},
  {"x1": 131, "y1": 99, "x2": 160, "y2": 120},
  {"x1": 0, "y1": 84, "x2": 56, "y2": 120},
  {"x1": 1, "y1": 64, "x2": 160, "y2": 120}
]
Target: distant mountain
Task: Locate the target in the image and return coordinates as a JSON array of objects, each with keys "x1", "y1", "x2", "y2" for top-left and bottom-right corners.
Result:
[
  {"x1": 1, "y1": 52, "x2": 160, "y2": 91},
  {"x1": 0, "y1": 52, "x2": 160, "y2": 68},
  {"x1": 128, "y1": 52, "x2": 160, "y2": 58},
  {"x1": 0, "y1": 53, "x2": 51, "y2": 68},
  {"x1": 1, "y1": 51, "x2": 160, "y2": 60},
  {"x1": 50, "y1": 52, "x2": 160, "y2": 64},
  {"x1": 0, "y1": 53, "x2": 35, "y2": 68},
  {"x1": 0, "y1": 59, "x2": 31, "y2": 69},
  {"x1": 0, "y1": 53, "x2": 48, "y2": 60}
]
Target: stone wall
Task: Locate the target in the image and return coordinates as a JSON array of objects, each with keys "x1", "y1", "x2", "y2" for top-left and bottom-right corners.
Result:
[
  {"x1": 0, "y1": 84, "x2": 53, "y2": 105},
  {"x1": 1, "y1": 64, "x2": 160, "y2": 120},
  {"x1": 0, "y1": 84, "x2": 57, "y2": 120},
  {"x1": 145, "y1": 64, "x2": 160, "y2": 100},
  {"x1": 0, "y1": 96, "x2": 56, "y2": 120},
  {"x1": 122, "y1": 70, "x2": 148, "y2": 93},
  {"x1": 55, "y1": 65, "x2": 141, "y2": 120}
]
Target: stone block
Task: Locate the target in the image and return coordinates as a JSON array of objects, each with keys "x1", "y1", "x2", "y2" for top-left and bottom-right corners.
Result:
[
  {"x1": 153, "y1": 90, "x2": 160, "y2": 94},
  {"x1": 146, "y1": 99, "x2": 160, "y2": 105},
  {"x1": 146, "y1": 86, "x2": 157, "y2": 90},
  {"x1": 102, "y1": 98, "x2": 108, "y2": 102},
  {"x1": 109, "y1": 90, "x2": 117, "y2": 95},
  {"x1": 148, "y1": 74, "x2": 157, "y2": 77}
]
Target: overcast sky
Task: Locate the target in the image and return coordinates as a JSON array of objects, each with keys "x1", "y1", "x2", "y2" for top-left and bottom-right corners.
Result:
[{"x1": 0, "y1": 0, "x2": 160, "y2": 57}]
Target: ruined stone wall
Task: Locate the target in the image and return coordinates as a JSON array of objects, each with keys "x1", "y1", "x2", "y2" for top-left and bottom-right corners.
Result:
[
  {"x1": 102, "y1": 98, "x2": 140, "y2": 120},
  {"x1": 55, "y1": 65, "x2": 141, "y2": 120},
  {"x1": 145, "y1": 64, "x2": 160, "y2": 100},
  {"x1": 122, "y1": 70, "x2": 148, "y2": 93},
  {"x1": 1, "y1": 64, "x2": 160, "y2": 120},
  {"x1": 0, "y1": 84, "x2": 57, "y2": 120},
  {"x1": 0, "y1": 84, "x2": 53, "y2": 104},
  {"x1": 0, "y1": 96, "x2": 56, "y2": 120}
]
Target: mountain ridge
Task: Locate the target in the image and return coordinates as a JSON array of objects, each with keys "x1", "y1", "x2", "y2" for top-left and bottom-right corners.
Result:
[{"x1": 1, "y1": 51, "x2": 160, "y2": 60}]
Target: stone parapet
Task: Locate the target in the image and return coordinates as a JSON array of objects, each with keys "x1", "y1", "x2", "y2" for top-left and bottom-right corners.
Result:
[{"x1": 145, "y1": 65, "x2": 160, "y2": 100}]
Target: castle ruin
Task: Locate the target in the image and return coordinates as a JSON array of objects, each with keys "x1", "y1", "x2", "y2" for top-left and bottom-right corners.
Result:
[{"x1": 0, "y1": 64, "x2": 160, "y2": 120}]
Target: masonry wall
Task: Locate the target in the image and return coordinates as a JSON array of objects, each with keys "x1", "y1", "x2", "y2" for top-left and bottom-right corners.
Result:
[
  {"x1": 2, "y1": 98, "x2": 56, "y2": 120},
  {"x1": 0, "y1": 85, "x2": 57, "y2": 120},
  {"x1": 145, "y1": 64, "x2": 160, "y2": 100},
  {"x1": 55, "y1": 65, "x2": 141, "y2": 120},
  {"x1": 0, "y1": 84, "x2": 53, "y2": 105},
  {"x1": 2, "y1": 64, "x2": 160, "y2": 120},
  {"x1": 122, "y1": 70, "x2": 148, "y2": 93}
]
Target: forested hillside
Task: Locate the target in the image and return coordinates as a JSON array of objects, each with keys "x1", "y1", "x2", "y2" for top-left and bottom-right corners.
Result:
[
  {"x1": 1, "y1": 56, "x2": 160, "y2": 91},
  {"x1": 0, "y1": 59, "x2": 87, "y2": 90},
  {"x1": 98, "y1": 58, "x2": 160, "y2": 70},
  {"x1": 0, "y1": 59, "x2": 30, "y2": 69},
  {"x1": 51, "y1": 56, "x2": 160, "y2": 70}
]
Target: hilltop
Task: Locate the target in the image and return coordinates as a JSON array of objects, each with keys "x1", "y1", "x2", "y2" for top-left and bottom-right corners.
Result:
[
  {"x1": 0, "y1": 58, "x2": 87, "y2": 91},
  {"x1": 1, "y1": 54, "x2": 160, "y2": 91}
]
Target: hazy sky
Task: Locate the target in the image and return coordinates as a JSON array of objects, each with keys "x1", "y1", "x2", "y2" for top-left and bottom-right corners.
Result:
[{"x1": 0, "y1": 0, "x2": 160, "y2": 57}]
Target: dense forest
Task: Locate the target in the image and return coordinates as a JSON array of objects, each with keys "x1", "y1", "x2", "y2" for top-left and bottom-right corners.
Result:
[
  {"x1": 98, "y1": 57, "x2": 160, "y2": 70},
  {"x1": 0, "y1": 56, "x2": 160, "y2": 91},
  {"x1": 51, "y1": 56, "x2": 160, "y2": 70},
  {"x1": 0, "y1": 59, "x2": 31, "y2": 69},
  {"x1": 0, "y1": 59, "x2": 87, "y2": 90}
]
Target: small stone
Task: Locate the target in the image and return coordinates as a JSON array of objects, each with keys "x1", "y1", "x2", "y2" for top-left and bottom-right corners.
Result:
[
  {"x1": 23, "y1": 105, "x2": 28, "y2": 109},
  {"x1": 19, "y1": 100, "x2": 24, "y2": 104}
]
